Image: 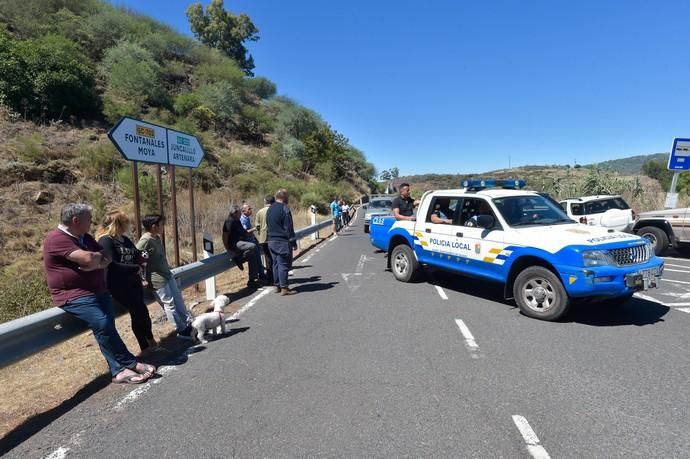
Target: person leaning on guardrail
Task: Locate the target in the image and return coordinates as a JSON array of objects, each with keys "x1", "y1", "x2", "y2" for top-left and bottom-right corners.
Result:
[
  {"x1": 267, "y1": 188, "x2": 297, "y2": 296},
  {"x1": 42, "y1": 203, "x2": 156, "y2": 385},
  {"x1": 136, "y1": 214, "x2": 194, "y2": 340},
  {"x1": 254, "y1": 195, "x2": 276, "y2": 285},
  {"x1": 222, "y1": 205, "x2": 263, "y2": 289},
  {"x1": 96, "y1": 210, "x2": 159, "y2": 354}
]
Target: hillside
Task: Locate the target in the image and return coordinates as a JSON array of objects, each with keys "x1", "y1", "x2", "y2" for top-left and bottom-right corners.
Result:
[
  {"x1": 0, "y1": 0, "x2": 378, "y2": 322},
  {"x1": 397, "y1": 162, "x2": 678, "y2": 215},
  {"x1": 589, "y1": 153, "x2": 668, "y2": 175}
]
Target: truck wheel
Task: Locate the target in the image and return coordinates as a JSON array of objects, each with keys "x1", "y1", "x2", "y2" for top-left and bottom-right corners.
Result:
[
  {"x1": 513, "y1": 266, "x2": 570, "y2": 321},
  {"x1": 364, "y1": 224, "x2": 369, "y2": 233},
  {"x1": 390, "y1": 244, "x2": 419, "y2": 282},
  {"x1": 637, "y1": 226, "x2": 668, "y2": 256}
]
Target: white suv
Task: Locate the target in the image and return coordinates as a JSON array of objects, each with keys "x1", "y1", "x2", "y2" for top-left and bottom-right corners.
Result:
[{"x1": 560, "y1": 195, "x2": 635, "y2": 232}]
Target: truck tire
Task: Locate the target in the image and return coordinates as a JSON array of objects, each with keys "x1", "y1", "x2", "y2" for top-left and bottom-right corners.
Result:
[
  {"x1": 390, "y1": 244, "x2": 420, "y2": 282},
  {"x1": 513, "y1": 266, "x2": 570, "y2": 321},
  {"x1": 364, "y1": 224, "x2": 369, "y2": 233},
  {"x1": 637, "y1": 226, "x2": 669, "y2": 256}
]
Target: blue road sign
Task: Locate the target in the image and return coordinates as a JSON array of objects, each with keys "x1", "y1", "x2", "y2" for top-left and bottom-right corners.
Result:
[{"x1": 668, "y1": 138, "x2": 690, "y2": 171}]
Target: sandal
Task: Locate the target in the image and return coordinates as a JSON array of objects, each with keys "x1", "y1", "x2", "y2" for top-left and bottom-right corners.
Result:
[
  {"x1": 112, "y1": 372, "x2": 150, "y2": 385},
  {"x1": 134, "y1": 362, "x2": 157, "y2": 375}
]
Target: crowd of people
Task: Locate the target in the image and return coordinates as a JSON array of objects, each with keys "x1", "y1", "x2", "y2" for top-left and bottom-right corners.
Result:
[
  {"x1": 41, "y1": 188, "x2": 324, "y2": 385},
  {"x1": 330, "y1": 197, "x2": 352, "y2": 233}
]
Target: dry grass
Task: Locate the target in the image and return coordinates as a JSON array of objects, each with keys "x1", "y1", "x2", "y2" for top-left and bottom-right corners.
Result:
[{"x1": 0, "y1": 228, "x2": 333, "y2": 440}]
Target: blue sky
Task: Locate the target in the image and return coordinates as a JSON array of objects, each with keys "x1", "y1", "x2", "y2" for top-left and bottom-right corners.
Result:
[{"x1": 109, "y1": 0, "x2": 690, "y2": 176}]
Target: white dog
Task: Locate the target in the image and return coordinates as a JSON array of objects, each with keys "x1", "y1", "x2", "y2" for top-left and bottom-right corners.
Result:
[{"x1": 191, "y1": 295, "x2": 230, "y2": 344}]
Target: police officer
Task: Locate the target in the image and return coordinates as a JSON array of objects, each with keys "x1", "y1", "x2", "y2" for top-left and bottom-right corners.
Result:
[
  {"x1": 392, "y1": 183, "x2": 416, "y2": 221},
  {"x1": 267, "y1": 189, "x2": 297, "y2": 296}
]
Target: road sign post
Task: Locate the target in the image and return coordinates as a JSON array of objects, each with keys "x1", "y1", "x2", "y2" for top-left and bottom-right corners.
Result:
[
  {"x1": 666, "y1": 138, "x2": 690, "y2": 208},
  {"x1": 108, "y1": 117, "x2": 205, "y2": 266}
]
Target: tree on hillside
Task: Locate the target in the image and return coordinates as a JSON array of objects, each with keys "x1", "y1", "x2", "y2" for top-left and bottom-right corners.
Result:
[
  {"x1": 642, "y1": 159, "x2": 672, "y2": 191},
  {"x1": 0, "y1": 30, "x2": 99, "y2": 119},
  {"x1": 186, "y1": 0, "x2": 259, "y2": 75},
  {"x1": 99, "y1": 40, "x2": 165, "y2": 122}
]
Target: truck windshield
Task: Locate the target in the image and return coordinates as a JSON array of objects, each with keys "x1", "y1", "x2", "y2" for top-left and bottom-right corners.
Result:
[
  {"x1": 370, "y1": 200, "x2": 392, "y2": 209},
  {"x1": 493, "y1": 195, "x2": 573, "y2": 227}
]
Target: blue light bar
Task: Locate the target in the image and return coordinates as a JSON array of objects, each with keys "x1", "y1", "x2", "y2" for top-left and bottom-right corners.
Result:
[{"x1": 461, "y1": 178, "x2": 526, "y2": 190}]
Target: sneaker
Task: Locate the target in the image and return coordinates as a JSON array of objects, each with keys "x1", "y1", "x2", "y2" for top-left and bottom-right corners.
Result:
[
  {"x1": 247, "y1": 280, "x2": 261, "y2": 289},
  {"x1": 280, "y1": 288, "x2": 296, "y2": 296},
  {"x1": 273, "y1": 286, "x2": 281, "y2": 293},
  {"x1": 177, "y1": 325, "x2": 194, "y2": 341},
  {"x1": 233, "y1": 256, "x2": 245, "y2": 271}
]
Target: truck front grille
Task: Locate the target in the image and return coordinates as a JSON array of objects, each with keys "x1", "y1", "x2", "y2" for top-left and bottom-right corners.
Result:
[{"x1": 607, "y1": 244, "x2": 652, "y2": 266}]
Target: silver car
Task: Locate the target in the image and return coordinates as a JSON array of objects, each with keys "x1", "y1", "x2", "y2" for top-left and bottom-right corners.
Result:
[{"x1": 364, "y1": 198, "x2": 394, "y2": 233}]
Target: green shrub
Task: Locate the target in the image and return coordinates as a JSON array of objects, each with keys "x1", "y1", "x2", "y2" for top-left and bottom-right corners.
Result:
[
  {"x1": 116, "y1": 166, "x2": 162, "y2": 214},
  {"x1": 174, "y1": 92, "x2": 201, "y2": 116},
  {"x1": 85, "y1": 186, "x2": 107, "y2": 223},
  {"x1": 100, "y1": 40, "x2": 166, "y2": 120},
  {"x1": 196, "y1": 81, "x2": 242, "y2": 132},
  {"x1": 14, "y1": 133, "x2": 47, "y2": 163},
  {"x1": 236, "y1": 105, "x2": 273, "y2": 143},
  {"x1": 0, "y1": 269, "x2": 52, "y2": 322},
  {"x1": 194, "y1": 59, "x2": 244, "y2": 87},
  {"x1": 77, "y1": 141, "x2": 123, "y2": 181},
  {"x1": 246, "y1": 77, "x2": 276, "y2": 99}
]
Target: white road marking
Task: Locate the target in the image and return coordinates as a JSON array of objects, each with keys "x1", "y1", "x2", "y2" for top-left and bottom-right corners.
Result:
[
  {"x1": 44, "y1": 447, "x2": 70, "y2": 459},
  {"x1": 663, "y1": 268, "x2": 690, "y2": 273},
  {"x1": 330, "y1": 234, "x2": 338, "y2": 241},
  {"x1": 634, "y1": 292, "x2": 664, "y2": 304},
  {"x1": 663, "y1": 278, "x2": 690, "y2": 285},
  {"x1": 115, "y1": 288, "x2": 273, "y2": 411},
  {"x1": 678, "y1": 308, "x2": 690, "y2": 314},
  {"x1": 356, "y1": 254, "x2": 367, "y2": 273},
  {"x1": 512, "y1": 415, "x2": 551, "y2": 459},
  {"x1": 434, "y1": 285, "x2": 448, "y2": 300},
  {"x1": 114, "y1": 365, "x2": 177, "y2": 411},
  {"x1": 633, "y1": 293, "x2": 690, "y2": 308},
  {"x1": 455, "y1": 319, "x2": 480, "y2": 357},
  {"x1": 662, "y1": 256, "x2": 690, "y2": 263},
  {"x1": 663, "y1": 263, "x2": 690, "y2": 268},
  {"x1": 228, "y1": 288, "x2": 272, "y2": 320}
]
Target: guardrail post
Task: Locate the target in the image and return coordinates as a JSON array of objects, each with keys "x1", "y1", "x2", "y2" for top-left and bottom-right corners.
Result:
[
  {"x1": 311, "y1": 211, "x2": 317, "y2": 241},
  {"x1": 203, "y1": 232, "x2": 216, "y2": 300}
]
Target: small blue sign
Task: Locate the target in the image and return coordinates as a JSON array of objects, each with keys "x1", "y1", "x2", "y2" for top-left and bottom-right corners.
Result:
[{"x1": 668, "y1": 138, "x2": 690, "y2": 171}]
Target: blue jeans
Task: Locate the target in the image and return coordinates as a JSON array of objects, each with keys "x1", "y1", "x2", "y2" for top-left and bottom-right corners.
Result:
[
  {"x1": 268, "y1": 240, "x2": 293, "y2": 288},
  {"x1": 62, "y1": 293, "x2": 137, "y2": 377},
  {"x1": 154, "y1": 279, "x2": 191, "y2": 333}
]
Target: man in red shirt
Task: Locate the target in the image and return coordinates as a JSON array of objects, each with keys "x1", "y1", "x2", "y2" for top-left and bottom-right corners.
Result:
[{"x1": 43, "y1": 203, "x2": 156, "y2": 384}]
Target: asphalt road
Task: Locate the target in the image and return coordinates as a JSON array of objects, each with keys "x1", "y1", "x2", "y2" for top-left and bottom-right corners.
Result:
[{"x1": 5, "y1": 211, "x2": 689, "y2": 458}]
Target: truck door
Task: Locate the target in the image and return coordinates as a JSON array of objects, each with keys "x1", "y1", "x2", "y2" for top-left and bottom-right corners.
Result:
[
  {"x1": 453, "y1": 197, "x2": 506, "y2": 282},
  {"x1": 414, "y1": 196, "x2": 460, "y2": 269}
]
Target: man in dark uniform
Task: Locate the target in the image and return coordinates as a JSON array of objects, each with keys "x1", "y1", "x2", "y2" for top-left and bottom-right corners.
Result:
[
  {"x1": 267, "y1": 189, "x2": 297, "y2": 296},
  {"x1": 392, "y1": 183, "x2": 416, "y2": 221}
]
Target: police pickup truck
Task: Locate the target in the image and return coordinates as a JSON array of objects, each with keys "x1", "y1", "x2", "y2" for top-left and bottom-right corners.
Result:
[{"x1": 369, "y1": 179, "x2": 664, "y2": 321}]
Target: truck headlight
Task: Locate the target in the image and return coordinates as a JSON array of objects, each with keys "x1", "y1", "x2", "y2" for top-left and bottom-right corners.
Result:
[{"x1": 582, "y1": 250, "x2": 614, "y2": 267}]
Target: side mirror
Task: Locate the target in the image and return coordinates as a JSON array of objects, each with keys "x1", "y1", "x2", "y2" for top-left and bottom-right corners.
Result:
[
  {"x1": 309, "y1": 205, "x2": 317, "y2": 214},
  {"x1": 477, "y1": 214, "x2": 495, "y2": 229}
]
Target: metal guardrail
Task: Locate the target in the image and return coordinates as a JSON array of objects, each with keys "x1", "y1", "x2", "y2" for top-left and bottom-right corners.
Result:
[{"x1": 0, "y1": 217, "x2": 337, "y2": 369}]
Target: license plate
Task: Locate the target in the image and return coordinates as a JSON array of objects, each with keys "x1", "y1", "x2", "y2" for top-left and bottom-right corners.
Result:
[{"x1": 626, "y1": 267, "x2": 660, "y2": 290}]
